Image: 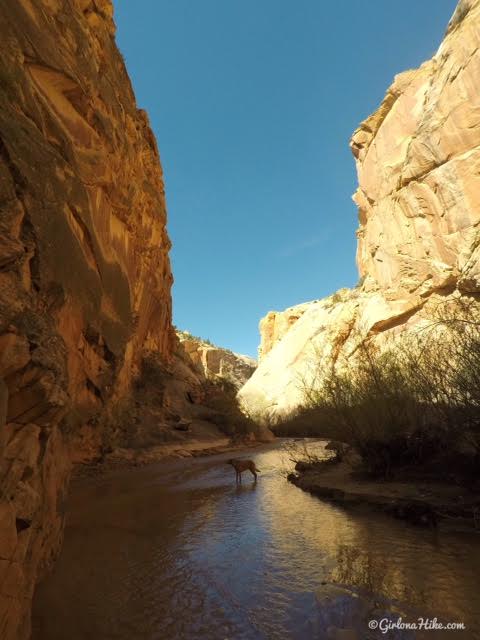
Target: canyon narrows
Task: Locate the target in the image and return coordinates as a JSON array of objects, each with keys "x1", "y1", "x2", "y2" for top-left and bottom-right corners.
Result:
[{"x1": 1, "y1": 0, "x2": 480, "y2": 638}]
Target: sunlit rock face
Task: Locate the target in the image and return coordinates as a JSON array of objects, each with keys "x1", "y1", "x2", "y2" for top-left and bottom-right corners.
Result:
[
  {"x1": 352, "y1": 0, "x2": 480, "y2": 298},
  {"x1": 177, "y1": 331, "x2": 256, "y2": 390},
  {"x1": 239, "y1": 0, "x2": 480, "y2": 421},
  {"x1": 0, "y1": 1, "x2": 173, "y2": 637},
  {"x1": 258, "y1": 302, "x2": 312, "y2": 361}
]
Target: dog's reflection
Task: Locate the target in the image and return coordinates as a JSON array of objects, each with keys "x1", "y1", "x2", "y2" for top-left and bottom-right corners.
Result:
[{"x1": 234, "y1": 482, "x2": 258, "y2": 495}]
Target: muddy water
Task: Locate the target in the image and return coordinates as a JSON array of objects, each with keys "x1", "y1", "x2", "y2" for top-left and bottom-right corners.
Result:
[{"x1": 32, "y1": 440, "x2": 480, "y2": 640}]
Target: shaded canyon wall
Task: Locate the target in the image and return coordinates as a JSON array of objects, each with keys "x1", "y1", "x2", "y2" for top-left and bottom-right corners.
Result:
[{"x1": 0, "y1": 1, "x2": 173, "y2": 637}]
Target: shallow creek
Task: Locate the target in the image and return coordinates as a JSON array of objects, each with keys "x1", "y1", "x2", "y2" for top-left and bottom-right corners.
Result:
[{"x1": 32, "y1": 440, "x2": 480, "y2": 639}]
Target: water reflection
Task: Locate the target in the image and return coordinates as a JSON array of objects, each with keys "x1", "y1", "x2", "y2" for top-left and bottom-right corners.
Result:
[{"x1": 32, "y1": 440, "x2": 480, "y2": 640}]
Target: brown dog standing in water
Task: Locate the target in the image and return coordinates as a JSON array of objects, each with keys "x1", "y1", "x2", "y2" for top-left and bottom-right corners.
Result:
[{"x1": 227, "y1": 458, "x2": 260, "y2": 483}]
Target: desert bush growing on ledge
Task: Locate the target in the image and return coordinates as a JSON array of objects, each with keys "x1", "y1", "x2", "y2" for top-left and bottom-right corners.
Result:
[
  {"x1": 276, "y1": 298, "x2": 480, "y2": 480},
  {"x1": 405, "y1": 298, "x2": 480, "y2": 462},
  {"x1": 315, "y1": 342, "x2": 441, "y2": 477}
]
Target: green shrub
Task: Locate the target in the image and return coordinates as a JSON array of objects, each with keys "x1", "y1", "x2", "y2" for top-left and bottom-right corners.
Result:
[
  {"x1": 135, "y1": 351, "x2": 170, "y2": 394},
  {"x1": 177, "y1": 330, "x2": 214, "y2": 347},
  {"x1": 272, "y1": 405, "x2": 337, "y2": 438},
  {"x1": 203, "y1": 377, "x2": 263, "y2": 439}
]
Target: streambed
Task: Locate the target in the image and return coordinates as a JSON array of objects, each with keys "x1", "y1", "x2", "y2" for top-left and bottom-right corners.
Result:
[{"x1": 32, "y1": 440, "x2": 480, "y2": 639}]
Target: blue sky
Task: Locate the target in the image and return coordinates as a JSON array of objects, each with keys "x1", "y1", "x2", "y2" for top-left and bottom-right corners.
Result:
[{"x1": 115, "y1": 0, "x2": 457, "y2": 357}]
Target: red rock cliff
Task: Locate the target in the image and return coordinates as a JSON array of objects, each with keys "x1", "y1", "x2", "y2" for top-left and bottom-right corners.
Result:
[{"x1": 0, "y1": 1, "x2": 173, "y2": 637}]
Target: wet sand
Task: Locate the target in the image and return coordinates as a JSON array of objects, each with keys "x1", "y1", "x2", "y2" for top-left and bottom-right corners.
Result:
[{"x1": 289, "y1": 461, "x2": 480, "y2": 531}]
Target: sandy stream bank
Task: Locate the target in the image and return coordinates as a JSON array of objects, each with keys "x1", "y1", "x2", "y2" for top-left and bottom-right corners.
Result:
[{"x1": 289, "y1": 460, "x2": 480, "y2": 532}]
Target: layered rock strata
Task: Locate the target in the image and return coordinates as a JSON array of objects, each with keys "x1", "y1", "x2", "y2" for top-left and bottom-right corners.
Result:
[
  {"x1": 177, "y1": 331, "x2": 256, "y2": 390},
  {"x1": 0, "y1": 2, "x2": 173, "y2": 637},
  {"x1": 239, "y1": 0, "x2": 480, "y2": 420}
]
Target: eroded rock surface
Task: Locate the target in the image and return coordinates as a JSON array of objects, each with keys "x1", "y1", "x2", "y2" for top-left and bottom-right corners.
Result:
[
  {"x1": 239, "y1": 0, "x2": 480, "y2": 421},
  {"x1": 351, "y1": 0, "x2": 480, "y2": 299},
  {"x1": 177, "y1": 331, "x2": 256, "y2": 390},
  {"x1": 0, "y1": 2, "x2": 173, "y2": 637},
  {"x1": 258, "y1": 302, "x2": 312, "y2": 361}
]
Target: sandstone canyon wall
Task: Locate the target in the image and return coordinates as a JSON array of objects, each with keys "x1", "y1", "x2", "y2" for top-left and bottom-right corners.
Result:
[
  {"x1": 257, "y1": 302, "x2": 312, "y2": 361},
  {"x1": 0, "y1": 2, "x2": 174, "y2": 638},
  {"x1": 239, "y1": 0, "x2": 480, "y2": 421},
  {"x1": 177, "y1": 331, "x2": 256, "y2": 390}
]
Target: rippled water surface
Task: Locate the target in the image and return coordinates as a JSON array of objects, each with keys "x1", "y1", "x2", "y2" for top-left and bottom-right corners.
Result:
[{"x1": 32, "y1": 440, "x2": 480, "y2": 639}]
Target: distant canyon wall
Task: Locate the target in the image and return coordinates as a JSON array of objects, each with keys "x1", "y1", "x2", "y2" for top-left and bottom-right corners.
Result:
[
  {"x1": 177, "y1": 331, "x2": 256, "y2": 390},
  {"x1": 0, "y1": 1, "x2": 173, "y2": 638},
  {"x1": 239, "y1": 0, "x2": 480, "y2": 420}
]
